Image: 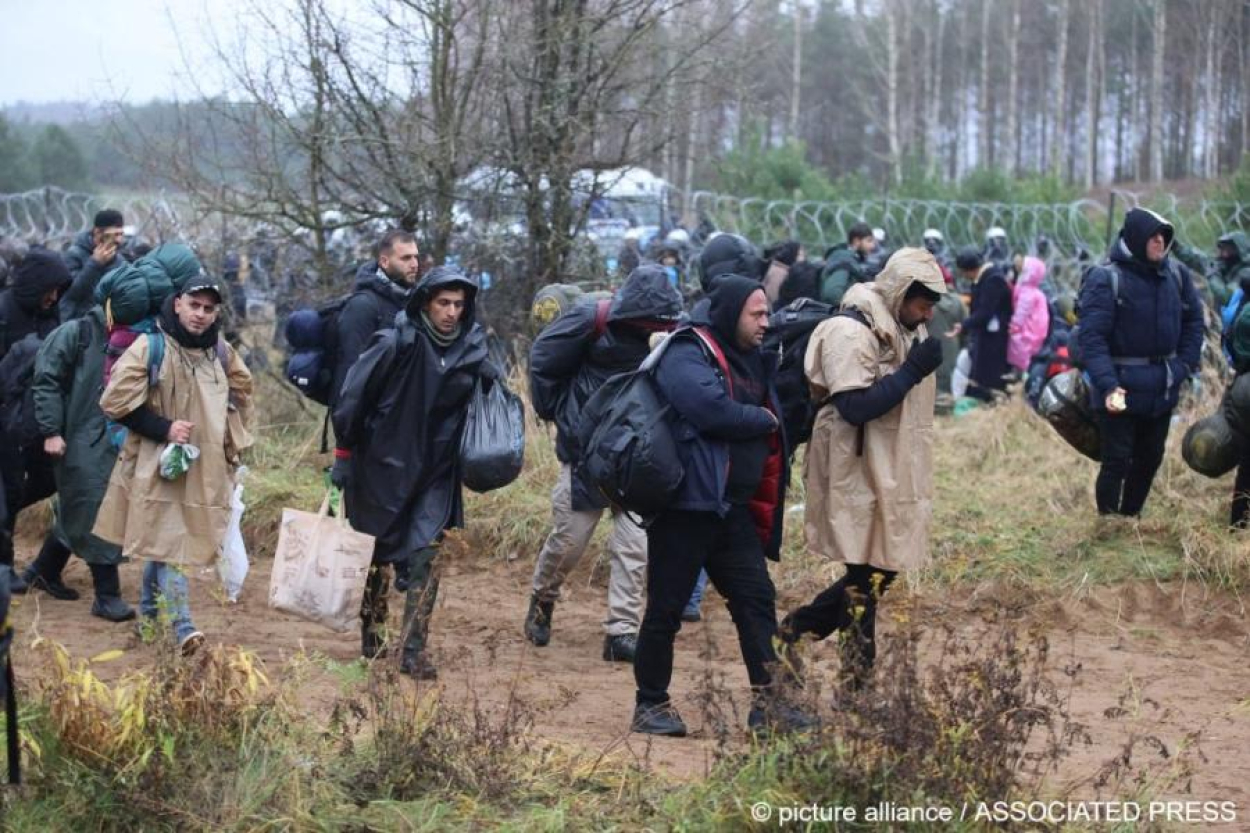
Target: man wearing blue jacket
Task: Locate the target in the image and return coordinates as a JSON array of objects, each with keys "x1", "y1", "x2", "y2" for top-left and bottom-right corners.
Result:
[
  {"x1": 1077, "y1": 208, "x2": 1204, "y2": 517},
  {"x1": 630, "y1": 275, "x2": 814, "y2": 738}
]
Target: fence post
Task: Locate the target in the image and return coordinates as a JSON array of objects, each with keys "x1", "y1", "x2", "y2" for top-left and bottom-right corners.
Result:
[{"x1": 1104, "y1": 191, "x2": 1117, "y2": 252}]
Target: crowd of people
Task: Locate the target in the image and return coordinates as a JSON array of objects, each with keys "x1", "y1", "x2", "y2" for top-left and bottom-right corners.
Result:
[{"x1": 0, "y1": 202, "x2": 1245, "y2": 739}]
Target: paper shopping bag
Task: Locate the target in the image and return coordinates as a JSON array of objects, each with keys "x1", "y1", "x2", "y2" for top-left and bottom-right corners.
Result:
[{"x1": 268, "y1": 492, "x2": 374, "y2": 633}]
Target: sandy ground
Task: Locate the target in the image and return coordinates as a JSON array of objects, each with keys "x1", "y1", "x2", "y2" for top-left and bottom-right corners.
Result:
[{"x1": 8, "y1": 538, "x2": 1250, "y2": 814}]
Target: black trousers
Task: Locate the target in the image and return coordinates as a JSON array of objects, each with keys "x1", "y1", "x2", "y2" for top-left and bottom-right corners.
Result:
[
  {"x1": 0, "y1": 443, "x2": 57, "y2": 567},
  {"x1": 782, "y1": 563, "x2": 897, "y2": 684},
  {"x1": 1095, "y1": 411, "x2": 1172, "y2": 517},
  {"x1": 1231, "y1": 444, "x2": 1250, "y2": 529},
  {"x1": 634, "y1": 505, "x2": 779, "y2": 707}
]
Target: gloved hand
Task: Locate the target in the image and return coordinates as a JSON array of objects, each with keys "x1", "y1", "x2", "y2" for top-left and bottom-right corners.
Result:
[
  {"x1": 902, "y1": 337, "x2": 943, "y2": 380},
  {"x1": 330, "y1": 455, "x2": 352, "y2": 490}
]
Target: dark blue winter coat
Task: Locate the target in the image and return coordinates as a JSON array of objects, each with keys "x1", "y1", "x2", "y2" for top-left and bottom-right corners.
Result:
[
  {"x1": 1077, "y1": 208, "x2": 1204, "y2": 417},
  {"x1": 652, "y1": 277, "x2": 789, "y2": 560}
]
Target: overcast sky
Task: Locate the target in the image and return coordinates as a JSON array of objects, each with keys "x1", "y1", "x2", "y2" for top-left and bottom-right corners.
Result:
[{"x1": 0, "y1": 0, "x2": 241, "y2": 105}]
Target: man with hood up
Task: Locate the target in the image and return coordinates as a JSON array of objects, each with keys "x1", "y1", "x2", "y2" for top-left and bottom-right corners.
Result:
[
  {"x1": 780, "y1": 249, "x2": 945, "y2": 695},
  {"x1": 60, "y1": 209, "x2": 126, "y2": 321},
  {"x1": 0, "y1": 249, "x2": 71, "y2": 592},
  {"x1": 332, "y1": 266, "x2": 495, "y2": 680},
  {"x1": 1210, "y1": 232, "x2": 1250, "y2": 312},
  {"x1": 331, "y1": 230, "x2": 420, "y2": 403},
  {"x1": 526, "y1": 265, "x2": 682, "y2": 662},
  {"x1": 1077, "y1": 208, "x2": 1203, "y2": 518},
  {"x1": 630, "y1": 275, "x2": 815, "y2": 738}
]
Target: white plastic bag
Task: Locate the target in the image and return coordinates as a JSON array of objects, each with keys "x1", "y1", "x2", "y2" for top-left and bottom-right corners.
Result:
[{"x1": 216, "y1": 471, "x2": 249, "y2": 602}]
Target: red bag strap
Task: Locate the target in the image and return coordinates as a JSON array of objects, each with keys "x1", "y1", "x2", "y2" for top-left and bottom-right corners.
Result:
[
  {"x1": 691, "y1": 326, "x2": 733, "y2": 397},
  {"x1": 592, "y1": 298, "x2": 611, "y2": 341}
]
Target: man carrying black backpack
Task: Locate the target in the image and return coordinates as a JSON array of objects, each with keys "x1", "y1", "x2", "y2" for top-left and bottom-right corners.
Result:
[
  {"x1": 331, "y1": 230, "x2": 421, "y2": 402},
  {"x1": 524, "y1": 265, "x2": 682, "y2": 662},
  {"x1": 0, "y1": 250, "x2": 71, "y2": 593}
]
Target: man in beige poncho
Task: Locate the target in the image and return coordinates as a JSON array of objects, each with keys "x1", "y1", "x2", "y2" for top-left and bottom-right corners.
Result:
[
  {"x1": 779, "y1": 248, "x2": 946, "y2": 694},
  {"x1": 95, "y1": 278, "x2": 253, "y2": 654}
]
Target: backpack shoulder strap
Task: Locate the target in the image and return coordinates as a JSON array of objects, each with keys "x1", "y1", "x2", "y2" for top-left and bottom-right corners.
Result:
[
  {"x1": 835, "y1": 307, "x2": 872, "y2": 329},
  {"x1": 145, "y1": 332, "x2": 165, "y2": 388},
  {"x1": 690, "y1": 326, "x2": 734, "y2": 397},
  {"x1": 215, "y1": 338, "x2": 230, "y2": 375},
  {"x1": 76, "y1": 317, "x2": 92, "y2": 359}
]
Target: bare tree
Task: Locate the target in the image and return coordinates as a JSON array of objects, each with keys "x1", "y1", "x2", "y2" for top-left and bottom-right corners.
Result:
[
  {"x1": 1050, "y1": 0, "x2": 1070, "y2": 175},
  {"x1": 1149, "y1": 0, "x2": 1166, "y2": 181}
]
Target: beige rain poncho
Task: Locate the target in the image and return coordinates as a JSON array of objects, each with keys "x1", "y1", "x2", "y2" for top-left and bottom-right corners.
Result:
[
  {"x1": 94, "y1": 332, "x2": 253, "y2": 567},
  {"x1": 802, "y1": 247, "x2": 946, "y2": 572}
]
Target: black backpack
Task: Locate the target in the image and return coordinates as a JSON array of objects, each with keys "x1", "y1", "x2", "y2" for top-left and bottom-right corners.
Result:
[
  {"x1": 764, "y1": 297, "x2": 835, "y2": 448},
  {"x1": 576, "y1": 327, "x2": 730, "y2": 519},
  {"x1": 0, "y1": 333, "x2": 45, "y2": 451},
  {"x1": 283, "y1": 293, "x2": 357, "y2": 406}
]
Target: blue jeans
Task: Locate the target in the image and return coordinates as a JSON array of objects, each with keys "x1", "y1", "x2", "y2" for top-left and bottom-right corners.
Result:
[
  {"x1": 684, "y1": 569, "x2": 708, "y2": 617},
  {"x1": 141, "y1": 561, "x2": 197, "y2": 642}
]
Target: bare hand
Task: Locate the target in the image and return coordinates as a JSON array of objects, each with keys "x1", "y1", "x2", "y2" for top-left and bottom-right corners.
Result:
[
  {"x1": 167, "y1": 420, "x2": 195, "y2": 443},
  {"x1": 43, "y1": 436, "x2": 67, "y2": 458},
  {"x1": 945, "y1": 323, "x2": 962, "y2": 338},
  {"x1": 91, "y1": 240, "x2": 118, "y2": 265},
  {"x1": 1105, "y1": 387, "x2": 1127, "y2": 413}
]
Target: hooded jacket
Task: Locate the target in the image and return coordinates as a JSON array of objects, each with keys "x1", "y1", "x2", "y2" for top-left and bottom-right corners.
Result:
[
  {"x1": 31, "y1": 308, "x2": 123, "y2": 565},
  {"x1": 1077, "y1": 208, "x2": 1204, "y2": 417},
  {"x1": 332, "y1": 267, "x2": 489, "y2": 562},
  {"x1": 652, "y1": 276, "x2": 789, "y2": 560},
  {"x1": 331, "y1": 261, "x2": 412, "y2": 404},
  {"x1": 1008, "y1": 256, "x2": 1051, "y2": 372},
  {"x1": 62, "y1": 230, "x2": 125, "y2": 321},
  {"x1": 0, "y1": 248, "x2": 70, "y2": 359},
  {"x1": 530, "y1": 265, "x2": 682, "y2": 510},
  {"x1": 803, "y1": 247, "x2": 945, "y2": 572},
  {"x1": 819, "y1": 243, "x2": 870, "y2": 307}
]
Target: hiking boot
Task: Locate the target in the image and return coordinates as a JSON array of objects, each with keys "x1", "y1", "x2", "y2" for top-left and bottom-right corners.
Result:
[
  {"x1": 602, "y1": 633, "x2": 637, "y2": 663},
  {"x1": 23, "y1": 568, "x2": 80, "y2": 601},
  {"x1": 91, "y1": 595, "x2": 137, "y2": 622},
  {"x1": 748, "y1": 699, "x2": 819, "y2": 736},
  {"x1": 5, "y1": 566, "x2": 27, "y2": 595},
  {"x1": 179, "y1": 631, "x2": 206, "y2": 657},
  {"x1": 361, "y1": 625, "x2": 387, "y2": 660},
  {"x1": 400, "y1": 650, "x2": 438, "y2": 681},
  {"x1": 631, "y1": 703, "x2": 687, "y2": 737},
  {"x1": 523, "y1": 595, "x2": 554, "y2": 647}
]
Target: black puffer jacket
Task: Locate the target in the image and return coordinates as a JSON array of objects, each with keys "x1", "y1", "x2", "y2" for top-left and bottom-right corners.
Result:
[
  {"x1": 529, "y1": 264, "x2": 682, "y2": 509},
  {"x1": 331, "y1": 261, "x2": 412, "y2": 404}
]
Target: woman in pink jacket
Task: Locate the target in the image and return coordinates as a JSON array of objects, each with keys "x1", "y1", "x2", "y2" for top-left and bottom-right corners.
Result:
[{"x1": 1008, "y1": 256, "x2": 1050, "y2": 373}]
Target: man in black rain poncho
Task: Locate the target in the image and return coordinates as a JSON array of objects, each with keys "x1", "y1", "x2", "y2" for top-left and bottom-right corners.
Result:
[{"x1": 331, "y1": 266, "x2": 494, "y2": 680}]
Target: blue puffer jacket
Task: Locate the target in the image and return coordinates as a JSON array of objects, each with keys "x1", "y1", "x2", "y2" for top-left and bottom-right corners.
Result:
[
  {"x1": 1077, "y1": 208, "x2": 1205, "y2": 417},
  {"x1": 651, "y1": 278, "x2": 790, "y2": 560}
]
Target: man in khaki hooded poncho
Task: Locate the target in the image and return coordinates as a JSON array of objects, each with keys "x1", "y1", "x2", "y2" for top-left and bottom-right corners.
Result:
[
  {"x1": 780, "y1": 248, "x2": 946, "y2": 693},
  {"x1": 95, "y1": 278, "x2": 253, "y2": 655}
]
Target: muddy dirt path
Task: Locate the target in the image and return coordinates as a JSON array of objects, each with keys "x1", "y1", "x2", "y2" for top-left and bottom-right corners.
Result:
[{"x1": 8, "y1": 540, "x2": 1250, "y2": 811}]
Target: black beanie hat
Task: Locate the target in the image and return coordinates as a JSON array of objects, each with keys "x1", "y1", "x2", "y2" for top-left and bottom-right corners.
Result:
[{"x1": 955, "y1": 246, "x2": 983, "y2": 271}]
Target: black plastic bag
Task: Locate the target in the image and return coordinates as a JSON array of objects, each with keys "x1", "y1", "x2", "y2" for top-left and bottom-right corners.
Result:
[
  {"x1": 1039, "y1": 369, "x2": 1100, "y2": 461},
  {"x1": 461, "y1": 378, "x2": 525, "y2": 493}
]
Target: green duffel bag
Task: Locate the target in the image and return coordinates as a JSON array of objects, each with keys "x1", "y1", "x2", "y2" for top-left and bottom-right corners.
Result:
[
  {"x1": 1038, "y1": 369, "x2": 1100, "y2": 461},
  {"x1": 1182, "y1": 412, "x2": 1243, "y2": 478}
]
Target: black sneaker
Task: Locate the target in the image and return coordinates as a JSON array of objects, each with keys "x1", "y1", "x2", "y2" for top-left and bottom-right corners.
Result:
[
  {"x1": 602, "y1": 633, "x2": 637, "y2": 663},
  {"x1": 748, "y1": 700, "x2": 819, "y2": 736},
  {"x1": 631, "y1": 703, "x2": 687, "y2": 737},
  {"x1": 523, "y1": 595, "x2": 554, "y2": 647},
  {"x1": 24, "y1": 569, "x2": 81, "y2": 601},
  {"x1": 400, "y1": 651, "x2": 438, "y2": 681},
  {"x1": 91, "y1": 595, "x2": 137, "y2": 622}
]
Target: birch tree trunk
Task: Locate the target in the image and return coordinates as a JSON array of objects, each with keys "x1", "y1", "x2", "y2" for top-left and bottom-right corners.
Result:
[
  {"x1": 885, "y1": 0, "x2": 903, "y2": 183},
  {"x1": 1051, "y1": 0, "x2": 1070, "y2": 176},
  {"x1": 789, "y1": 0, "x2": 802, "y2": 140},
  {"x1": 1083, "y1": 0, "x2": 1102, "y2": 188},
  {"x1": 1149, "y1": 0, "x2": 1166, "y2": 181},
  {"x1": 978, "y1": 0, "x2": 992, "y2": 168},
  {"x1": 1005, "y1": 0, "x2": 1020, "y2": 175}
]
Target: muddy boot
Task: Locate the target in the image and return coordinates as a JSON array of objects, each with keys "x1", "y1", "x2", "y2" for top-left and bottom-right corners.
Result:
[
  {"x1": 399, "y1": 559, "x2": 439, "y2": 680},
  {"x1": 399, "y1": 650, "x2": 438, "y2": 680},
  {"x1": 89, "y1": 563, "x2": 136, "y2": 622},
  {"x1": 23, "y1": 534, "x2": 78, "y2": 601},
  {"x1": 524, "y1": 595, "x2": 554, "y2": 647}
]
